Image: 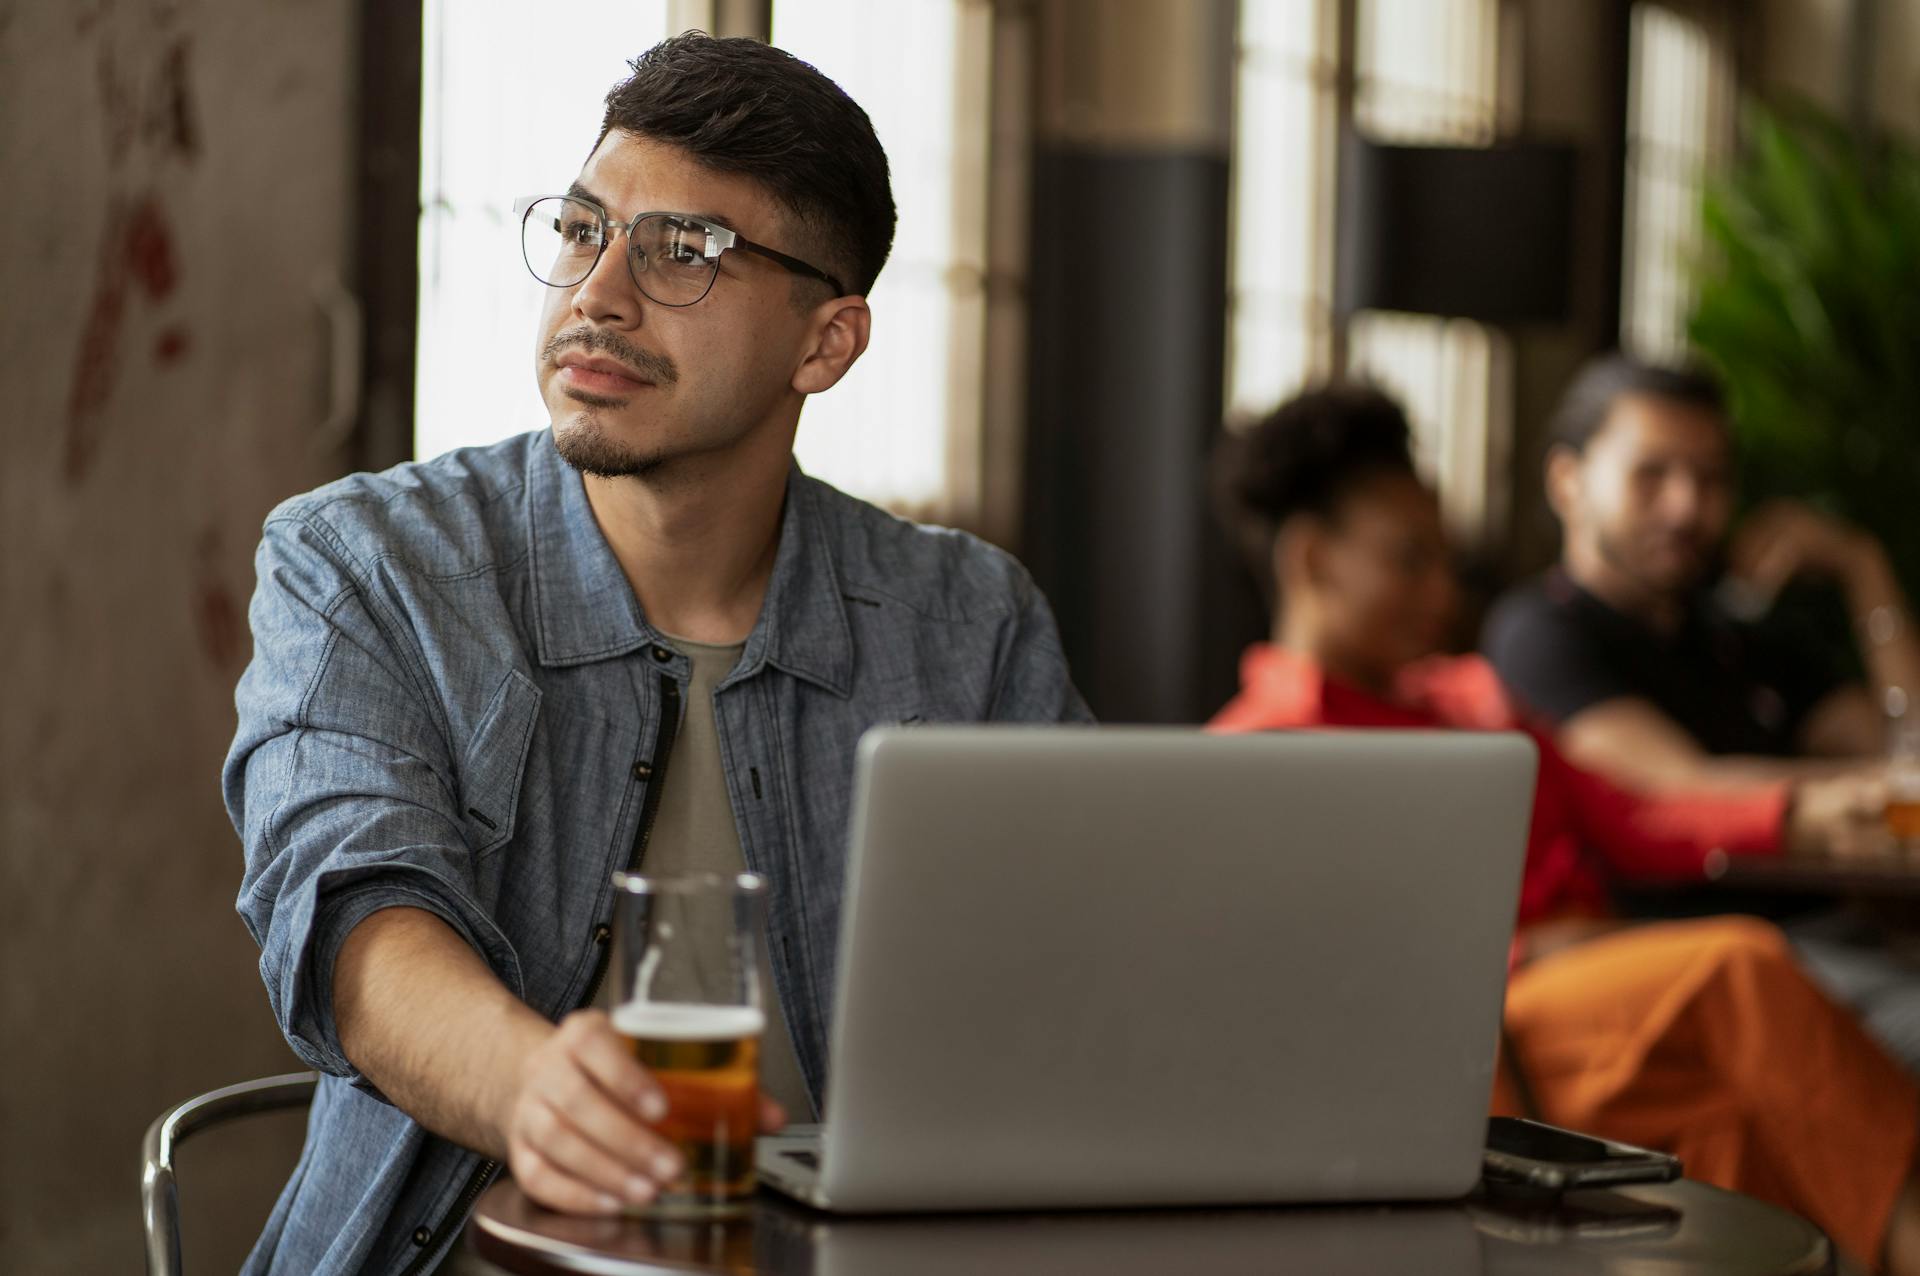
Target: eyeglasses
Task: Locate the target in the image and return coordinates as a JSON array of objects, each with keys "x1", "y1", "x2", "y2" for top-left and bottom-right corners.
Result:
[{"x1": 513, "y1": 194, "x2": 845, "y2": 307}]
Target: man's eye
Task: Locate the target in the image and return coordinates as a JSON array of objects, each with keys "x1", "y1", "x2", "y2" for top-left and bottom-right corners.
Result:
[
  {"x1": 560, "y1": 219, "x2": 599, "y2": 246},
  {"x1": 656, "y1": 222, "x2": 707, "y2": 265}
]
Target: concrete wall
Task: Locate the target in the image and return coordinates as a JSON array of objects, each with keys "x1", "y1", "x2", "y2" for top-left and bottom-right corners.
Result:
[{"x1": 0, "y1": 1, "x2": 356, "y2": 1269}]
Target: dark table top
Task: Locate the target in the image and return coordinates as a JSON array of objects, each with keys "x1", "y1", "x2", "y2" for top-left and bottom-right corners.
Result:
[
  {"x1": 462, "y1": 1176, "x2": 1836, "y2": 1275},
  {"x1": 1716, "y1": 848, "x2": 1920, "y2": 902}
]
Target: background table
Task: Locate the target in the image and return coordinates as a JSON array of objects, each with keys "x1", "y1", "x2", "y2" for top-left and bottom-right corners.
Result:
[
  {"x1": 1717, "y1": 850, "x2": 1920, "y2": 902},
  {"x1": 462, "y1": 1176, "x2": 1840, "y2": 1275}
]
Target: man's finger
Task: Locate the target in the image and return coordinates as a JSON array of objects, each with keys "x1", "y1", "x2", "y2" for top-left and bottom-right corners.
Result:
[
  {"x1": 541, "y1": 1061, "x2": 683, "y2": 1180},
  {"x1": 513, "y1": 1143, "x2": 626, "y2": 1216},
  {"x1": 563, "y1": 1014, "x2": 669, "y2": 1122},
  {"x1": 531, "y1": 1098, "x2": 675, "y2": 1204}
]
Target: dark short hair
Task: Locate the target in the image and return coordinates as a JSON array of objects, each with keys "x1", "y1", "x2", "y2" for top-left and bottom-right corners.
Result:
[
  {"x1": 1212, "y1": 384, "x2": 1419, "y2": 600},
  {"x1": 598, "y1": 33, "x2": 896, "y2": 297},
  {"x1": 1548, "y1": 353, "x2": 1727, "y2": 453}
]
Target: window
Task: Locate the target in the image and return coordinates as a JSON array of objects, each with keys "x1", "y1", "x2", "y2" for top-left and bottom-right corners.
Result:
[
  {"x1": 414, "y1": 2, "x2": 988, "y2": 524},
  {"x1": 1621, "y1": 2, "x2": 1735, "y2": 361},
  {"x1": 1226, "y1": 0, "x2": 1337, "y2": 419},
  {"x1": 771, "y1": 1, "x2": 992, "y2": 521},
  {"x1": 414, "y1": 1, "x2": 671, "y2": 465},
  {"x1": 1347, "y1": 0, "x2": 1504, "y2": 538},
  {"x1": 1228, "y1": 0, "x2": 1508, "y2": 539}
]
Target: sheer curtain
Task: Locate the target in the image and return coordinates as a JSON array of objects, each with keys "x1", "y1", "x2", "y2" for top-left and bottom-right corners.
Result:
[
  {"x1": 1227, "y1": 0, "x2": 1505, "y2": 537},
  {"x1": 772, "y1": 1, "x2": 989, "y2": 519},
  {"x1": 1347, "y1": 0, "x2": 1504, "y2": 537},
  {"x1": 414, "y1": 1, "x2": 669, "y2": 463},
  {"x1": 1621, "y1": 2, "x2": 1735, "y2": 361},
  {"x1": 1226, "y1": 0, "x2": 1337, "y2": 420}
]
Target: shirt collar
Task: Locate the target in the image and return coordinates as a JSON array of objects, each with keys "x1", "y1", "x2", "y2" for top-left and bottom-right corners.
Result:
[{"x1": 526, "y1": 434, "x2": 853, "y2": 696}]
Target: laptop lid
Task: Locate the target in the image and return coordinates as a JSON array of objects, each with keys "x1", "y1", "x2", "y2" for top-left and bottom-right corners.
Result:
[{"x1": 815, "y1": 726, "x2": 1536, "y2": 1212}]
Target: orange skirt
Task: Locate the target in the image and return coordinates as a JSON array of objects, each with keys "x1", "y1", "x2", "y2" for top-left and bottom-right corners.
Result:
[{"x1": 1493, "y1": 916, "x2": 1917, "y2": 1268}]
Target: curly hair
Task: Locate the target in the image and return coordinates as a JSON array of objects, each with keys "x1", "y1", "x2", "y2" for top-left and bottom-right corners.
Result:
[{"x1": 1211, "y1": 384, "x2": 1418, "y2": 603}]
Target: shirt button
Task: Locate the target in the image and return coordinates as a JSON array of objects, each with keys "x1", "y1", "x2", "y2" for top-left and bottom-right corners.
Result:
[
  {"x1": 593, "y1": 923, "x2": 611, "y2": 944},
  {"x1": 651, "y1": 645, "x2": 673, "y2": 663},
  {"x1": 632, "y1": 761, "x2": 653, "y2": 781},
  {"x1": 412, "y1": 1226, "x2": 433, "y2": 1246}
]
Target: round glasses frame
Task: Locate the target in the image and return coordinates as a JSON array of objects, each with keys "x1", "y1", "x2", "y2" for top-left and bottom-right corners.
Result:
[{"x1": 513, "y1": 194, "x2": 845, "y2": 307}]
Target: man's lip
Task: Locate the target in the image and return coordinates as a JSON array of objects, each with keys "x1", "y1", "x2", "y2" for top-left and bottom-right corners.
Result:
[
  {"x1": 556, "y1": 355, "x2": 653, "y2": 396},
  {"x1": 556, "y1": 353, "x2": 649, "y2": 383}
]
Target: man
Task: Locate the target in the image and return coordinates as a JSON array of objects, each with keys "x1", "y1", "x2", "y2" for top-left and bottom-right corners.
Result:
[
  {"x1": 1483, "y1": 352, "x2": 1920, "y2": 1074},
  {"x1": 225, "y1": 35, "x2": 1087, "y2": 1276},
  {"x1": 1484, "y1": 354, "x2": 1920, "y2": 791}
]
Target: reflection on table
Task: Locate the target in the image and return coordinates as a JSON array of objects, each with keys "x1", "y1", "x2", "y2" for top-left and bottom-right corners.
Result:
[
  {"x1": 465, "y1": 1175, "x2": 1832, "y2": 1276},
  {"x1": 1715, "y1": 847, "x2": 1920, "y2": 899}
]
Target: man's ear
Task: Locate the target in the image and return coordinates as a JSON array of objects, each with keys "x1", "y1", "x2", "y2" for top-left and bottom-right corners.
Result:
[
  {"x1": 792, "y1": 296, "x2": 871, "y2": 395},
  {"x1": 1544, "y1": 444, "x2": 1583, "y2": 527}
]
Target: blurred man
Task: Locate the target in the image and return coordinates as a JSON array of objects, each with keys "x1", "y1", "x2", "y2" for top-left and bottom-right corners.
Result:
[
  {"x1": 1483, "y1": 352, "x2": 1920, "y2": 1076},
  {"x1": 1484, "y1": 354, "x2": 1920, "y2": 790},
  {"x1": 225, "y1": 35, "x2": 1086, "y2": 1276}
]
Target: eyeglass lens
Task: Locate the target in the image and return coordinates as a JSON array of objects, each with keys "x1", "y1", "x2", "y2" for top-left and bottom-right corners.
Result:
[{"x1": 521, "y1": 197, "x2": 720, "y2": 306}]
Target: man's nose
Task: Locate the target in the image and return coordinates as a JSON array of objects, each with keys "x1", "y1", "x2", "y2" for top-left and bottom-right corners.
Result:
[
  {"x1": 572, "y1": 229, "x2": 643, "y2": 323},
  {"x1": 1657, "y1": 472, "x2": 1708, "y2": 524}
]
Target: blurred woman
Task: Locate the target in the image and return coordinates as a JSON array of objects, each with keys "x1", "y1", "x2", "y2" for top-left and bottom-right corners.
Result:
[{"x1": 1210, "y1": 385, "x2": 1920, "y2": 1274}]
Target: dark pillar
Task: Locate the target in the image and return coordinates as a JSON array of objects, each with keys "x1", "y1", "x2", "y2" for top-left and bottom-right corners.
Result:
[{"x1": 1021, "y1": 0, "x2": 1247, "y2": 723}]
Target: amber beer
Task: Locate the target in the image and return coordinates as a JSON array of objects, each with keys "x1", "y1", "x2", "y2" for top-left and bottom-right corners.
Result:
[
  {"x1": 1888, "y1": 798, "x2": 1920, "y2": 841},
  {"x1": 614, "y1": 1000, "x2": 765, "y2": 1214}
]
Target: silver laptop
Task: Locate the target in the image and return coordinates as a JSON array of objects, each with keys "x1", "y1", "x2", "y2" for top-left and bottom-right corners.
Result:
[{"x1": 758, "y1": 726, "x2": 1536, "y2": 1213}]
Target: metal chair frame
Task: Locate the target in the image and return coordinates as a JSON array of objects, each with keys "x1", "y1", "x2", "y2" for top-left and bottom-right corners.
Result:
[{"x1": 141, "y1": 1072, "x2": 317, "y2": 1276}]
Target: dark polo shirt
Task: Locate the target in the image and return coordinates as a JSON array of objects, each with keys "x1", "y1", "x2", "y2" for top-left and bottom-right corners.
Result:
[{"x1": 1482, "y1": 569, "x2": 1850, "y2": 756}]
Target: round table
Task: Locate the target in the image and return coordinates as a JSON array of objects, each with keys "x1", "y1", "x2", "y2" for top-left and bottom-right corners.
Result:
[{"x1": 463, "y1": 1177, "x2": 1837, "y2": 1275}]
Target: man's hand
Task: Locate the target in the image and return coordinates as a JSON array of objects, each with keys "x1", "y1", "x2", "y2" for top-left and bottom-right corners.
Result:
[
  {"x1": 503, "y1": 1010, "x2": 683, "y2": 1214},
  {"x1": 503, "y1": 1010, "x2": 790, "y2": 1216},
  {"x1": 332, "y1": 908, "x2": 789, "y2": 1218},
  {"x1": 1785, "y1": 773, "x2": 1893, "y2": 860},
  {"x1": 1727, "y1": 500, "x2": 1884, "y2": 604}
]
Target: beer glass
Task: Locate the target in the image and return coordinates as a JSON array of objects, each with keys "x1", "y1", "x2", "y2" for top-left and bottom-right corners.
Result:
[{"x1": 609, "y1": 871, "x2": 768, "y2": 1217}]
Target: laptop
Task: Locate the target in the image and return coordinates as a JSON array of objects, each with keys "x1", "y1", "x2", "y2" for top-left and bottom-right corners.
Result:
[{"x1": 757, "y1": 726, "x2": 1537, "y2": 1213}]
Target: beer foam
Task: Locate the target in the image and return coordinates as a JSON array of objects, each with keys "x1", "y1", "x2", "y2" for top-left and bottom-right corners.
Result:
[{"x1": 612, "y1": 1001, "x2": 765, "y2": 1041}]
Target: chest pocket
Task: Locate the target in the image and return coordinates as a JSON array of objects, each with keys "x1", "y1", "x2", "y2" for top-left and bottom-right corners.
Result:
[{"x1": 458, "y1": 669, "x2": 542, "y2": 856}]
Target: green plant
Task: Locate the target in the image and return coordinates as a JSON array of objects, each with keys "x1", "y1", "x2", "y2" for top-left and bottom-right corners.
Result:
[{"x1": 1689, "y1": 102, "x2": 1920, "y2": 598}]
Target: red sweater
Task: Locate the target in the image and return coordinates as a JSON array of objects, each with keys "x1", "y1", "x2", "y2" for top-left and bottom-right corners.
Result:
[{"x1": 1208, "y1": 645, "x2": 1788, "y2": 928}]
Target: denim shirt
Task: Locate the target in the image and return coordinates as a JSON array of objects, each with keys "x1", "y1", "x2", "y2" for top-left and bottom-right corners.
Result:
[{"x1": 224, "y1": 430, "x2": 1089, "y2": 1276}]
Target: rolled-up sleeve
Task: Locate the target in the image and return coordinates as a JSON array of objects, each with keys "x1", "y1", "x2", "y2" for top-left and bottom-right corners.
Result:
[{"x1": 223, "y1": 510, "x2": 524, "y2": 1084}]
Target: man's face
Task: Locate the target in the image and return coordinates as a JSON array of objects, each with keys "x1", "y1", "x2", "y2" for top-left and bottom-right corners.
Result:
[
  {"x1": 1557, "y1": 394, "x2": 1734, "y2": 597},
  {"x1": 535, "y1": 131, "x2": 826, "y2": 479}
]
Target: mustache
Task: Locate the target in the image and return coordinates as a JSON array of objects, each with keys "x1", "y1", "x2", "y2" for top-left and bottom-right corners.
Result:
[{"x1": 543, "y1": 327, "x2": 680, "y2": 386}]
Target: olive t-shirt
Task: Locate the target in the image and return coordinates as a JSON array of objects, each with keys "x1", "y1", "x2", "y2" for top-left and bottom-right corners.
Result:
[{"x1": 594, "y1": 636, "x2": 813, "y2": 1122}]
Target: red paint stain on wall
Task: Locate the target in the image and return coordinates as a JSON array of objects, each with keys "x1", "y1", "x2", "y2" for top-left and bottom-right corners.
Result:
[
  {"x1": 64, "y1": 203, "x2": 131, "y2": 482},
  {"x1": 64, "y1": 28, "x2": 199, "y2": 483},
  {"x1": 194, "y1": 582, "x2": 246, "y2": 670},
  {"x1": 126, "y1": 197, "x2": 178, "y2": 300},
  {"x1": 65, "y1": 196, "x2": 185, "y2": 481},
  {"x1": 193, "y1": 529, "x2": 247, "y2": 670},
  {"x1": 154, "y1": 326, "x2": 191, "y2": 365}
]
